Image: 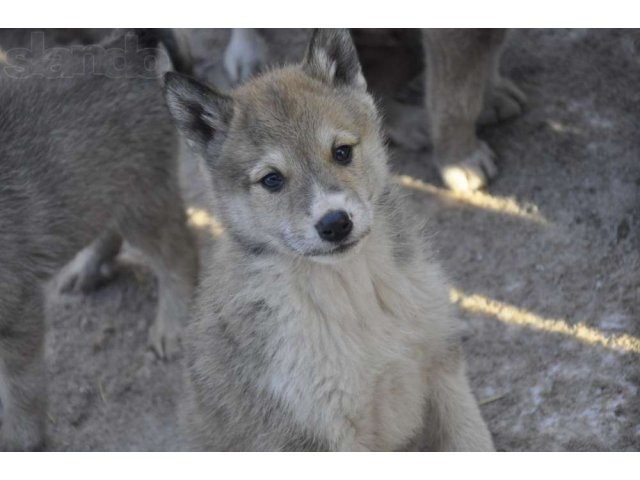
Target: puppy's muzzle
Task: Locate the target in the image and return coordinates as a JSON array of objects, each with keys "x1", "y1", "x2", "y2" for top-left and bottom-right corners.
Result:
[{"x1": 315, "y1": 210, "x2": 353, "y2": 243}]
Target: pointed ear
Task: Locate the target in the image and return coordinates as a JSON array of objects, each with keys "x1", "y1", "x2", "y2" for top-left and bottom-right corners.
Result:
[
  {"x1": 163, "y1": 72, "x2": 233, "y2": 154},
  {"x1": 302, "y1": 29, "x2": 366, "y2": 90}
]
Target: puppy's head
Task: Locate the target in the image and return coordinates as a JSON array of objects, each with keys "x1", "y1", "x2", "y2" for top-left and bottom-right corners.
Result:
[{"x1": 165, "y1": 29, "x2": 388, "y2": 261}]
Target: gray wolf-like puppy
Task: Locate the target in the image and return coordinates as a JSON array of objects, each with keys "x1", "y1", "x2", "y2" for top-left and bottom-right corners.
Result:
[
  {"x1": 165, "y1": 28, "x2": 493, "y2": 451},
  {"x1": 223, "y1": 28, "x2": 526, "y2": 192},
  {"x1": 0, "y1": 30, "x2": 196, "y2": 450}
]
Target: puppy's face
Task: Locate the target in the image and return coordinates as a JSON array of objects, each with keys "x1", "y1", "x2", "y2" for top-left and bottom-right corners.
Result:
[{"x1": 166, "y1": 30, "x2": 388, "y2": 261}]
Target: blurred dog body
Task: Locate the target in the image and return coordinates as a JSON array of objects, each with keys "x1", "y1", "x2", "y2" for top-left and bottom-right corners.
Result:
[{"x1": 0, "y1": 30, "x2": 196, "y2": 450}]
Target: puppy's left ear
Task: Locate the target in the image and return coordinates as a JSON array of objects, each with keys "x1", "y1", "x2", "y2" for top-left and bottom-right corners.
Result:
[
  {"x1": 302, "y1": 29, "x2": 366, "y2": 91},
  {"x1": 164, "y1": 72, "x2": 233, "y2": 156}
]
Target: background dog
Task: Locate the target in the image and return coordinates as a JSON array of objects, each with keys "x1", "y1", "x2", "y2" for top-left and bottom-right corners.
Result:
[{"x1": 0, "y1": 29, "x2": 197, "y2": 450}]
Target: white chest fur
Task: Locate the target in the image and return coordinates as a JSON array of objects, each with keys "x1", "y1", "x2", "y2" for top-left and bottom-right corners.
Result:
[{"x1": 259, "y1": 239, "x2": 451, "y2": 451}]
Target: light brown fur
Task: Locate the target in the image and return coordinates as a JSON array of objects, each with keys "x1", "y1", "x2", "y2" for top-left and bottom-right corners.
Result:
[{"x1": 166, "y1": 29, "x2": 493, "y2": 451}]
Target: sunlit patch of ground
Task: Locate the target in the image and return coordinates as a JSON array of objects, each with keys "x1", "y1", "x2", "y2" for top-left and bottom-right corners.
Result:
[
  {"x1": 396, "y1": 174, "x2": 547, "y2": 224},
  {"x1": 451, "y1": 289, "x2": 640, "y2": 355},
  {"x1": 546, "y1": 119, "x2": 585, "y2": 136}
]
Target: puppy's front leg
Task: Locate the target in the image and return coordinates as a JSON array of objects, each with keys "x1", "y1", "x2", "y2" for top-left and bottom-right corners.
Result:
[{"x1": 422, "y1": 347, "x2": 494, "y2": 451}]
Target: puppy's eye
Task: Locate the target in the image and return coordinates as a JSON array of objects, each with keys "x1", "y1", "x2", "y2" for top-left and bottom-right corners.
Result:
[
  {"x1": 260, "y1": 172, "x2": 285, "y2": 192},
  {"x1": 333, "y1": 145, "x2": 353, "y2": 165}
]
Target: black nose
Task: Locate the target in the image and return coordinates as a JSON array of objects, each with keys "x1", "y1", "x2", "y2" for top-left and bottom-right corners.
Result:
[{"x1": 315, "y1": 210, "x2": 353, "y2": 243}]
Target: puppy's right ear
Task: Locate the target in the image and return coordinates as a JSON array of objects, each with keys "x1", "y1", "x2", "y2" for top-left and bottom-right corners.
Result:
[
  {"x1": 303, "y1": 29, "x2": 366, "y2": 91},
  {"x1": 164, "y1": 72, "x2": 233, "y2": 154}
]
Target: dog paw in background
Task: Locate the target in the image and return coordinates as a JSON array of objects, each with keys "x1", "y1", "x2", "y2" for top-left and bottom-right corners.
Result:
[
  {"x1": 56, "y1": 231, "x2": 123, "y2": 295},
  {"x1": 384, "y1": 102, "x2": 431, "y2": 151},
  {"x1": 223, "y1": 28, "x2": 269, "y2": 86},
  {"x1": 440, "y1": 141, "x2": 499, "y2": 192},
  {"x1": 479, "y1": 77, "x2": 527, "y2": 126}
]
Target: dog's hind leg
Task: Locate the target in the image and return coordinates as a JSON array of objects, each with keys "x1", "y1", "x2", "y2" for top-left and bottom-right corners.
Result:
[
  {"x1": 127, "y1": 207, "x2": 198, "y2": 361},
  {"x1": 57, "y1": 228, "x2": 123, "y2": 294},
  {"x1": 0, "y1": 291, "x2": 46, "y2": 451},
  {"x1": 422, "y1": 29, "x2": 508, "y2": 192}
]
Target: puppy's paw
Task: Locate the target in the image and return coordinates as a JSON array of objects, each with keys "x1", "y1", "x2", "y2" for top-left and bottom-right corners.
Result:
[
  {"x1": 223, "y1": 29, "x2": 269, "y2": 86},
  {"x1": 57, "y1": 247, "x2": 118, "y2": 294},
  {"x1": 439, "y1": 142, "x2": 498, "y2": 192},
  {"x1": 479, "y1": 79, "x2": 527, "y2": 126},
  {"x1": 148, "y1": 318, "x2": 181, "y2": 361}
]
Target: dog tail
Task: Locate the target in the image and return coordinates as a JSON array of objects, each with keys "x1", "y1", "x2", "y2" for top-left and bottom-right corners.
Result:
[
  {"x1": 105, "y1": 28, "x2": 194, "y2": 76},
  {"x1": 138, "y1": 29, "x2": 194, "y2": 76}
]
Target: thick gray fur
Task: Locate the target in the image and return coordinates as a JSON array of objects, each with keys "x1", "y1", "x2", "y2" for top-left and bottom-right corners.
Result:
[{"x1": 0, "y1": 30, "x2": 197, "y2": 450}]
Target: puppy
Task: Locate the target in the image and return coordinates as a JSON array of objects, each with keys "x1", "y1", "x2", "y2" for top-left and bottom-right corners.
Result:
[
  {"x1": 0, "y1": 29, "x2": 197, "y2": 450},
  {"x1": 166, "y1": 28, "x2": 493, "y2": 451}
]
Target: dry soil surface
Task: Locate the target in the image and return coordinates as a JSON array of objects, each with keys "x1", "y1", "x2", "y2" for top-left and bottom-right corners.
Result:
[{"x1": 9, "y1": 28, "x2": 639, "y2": 451}]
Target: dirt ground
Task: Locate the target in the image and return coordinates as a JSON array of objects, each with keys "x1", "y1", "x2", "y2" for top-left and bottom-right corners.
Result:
[{"x1": 17, "y1": 28, "x2": 640, "y2": 451}]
